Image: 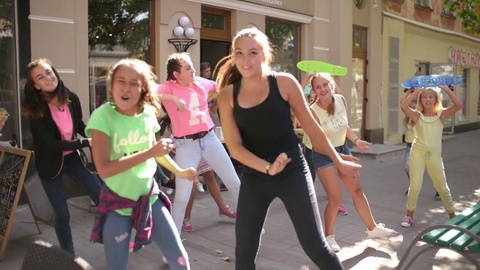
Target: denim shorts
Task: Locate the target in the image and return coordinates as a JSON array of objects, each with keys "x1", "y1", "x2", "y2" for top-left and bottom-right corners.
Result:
[{"x1": 312, "y1": 142, "x2": 351, "y2": 171}]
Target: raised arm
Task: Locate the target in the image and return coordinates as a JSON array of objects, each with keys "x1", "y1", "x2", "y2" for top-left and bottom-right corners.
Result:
[
  {"x1": 401, "y1": 88, "x2": 421, "y2": 124},
  {"x1": 300, "y1": 73, "x2": 315, "y2": 90},
  {"x1": 439, "y1": 85, "x2": 462, "y2": 122}
]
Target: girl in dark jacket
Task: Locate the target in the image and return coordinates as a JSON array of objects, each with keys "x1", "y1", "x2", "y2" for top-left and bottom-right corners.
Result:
[{"x1": 22, "y1": 58, "x2": 102, "y2": 255}]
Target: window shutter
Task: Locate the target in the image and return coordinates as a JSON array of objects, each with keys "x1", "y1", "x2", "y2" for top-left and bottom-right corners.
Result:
[{"x1": 388, "y1": 36, "x2": 400, "y2": 135}]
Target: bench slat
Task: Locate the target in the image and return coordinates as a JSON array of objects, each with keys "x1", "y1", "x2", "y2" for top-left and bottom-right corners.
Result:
[
  {"x1": 437, "y1": 213, "x2": 480, "y2": 246},
  {"x1": 422, "y1": 204, "x2": 480, "y2": 243},
  {"x1": 450, "y1": 222, "x2": 480, "y2": 251}
]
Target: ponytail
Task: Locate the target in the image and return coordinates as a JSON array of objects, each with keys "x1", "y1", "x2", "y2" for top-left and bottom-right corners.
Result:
[{"x1": 215, "y1": 55, "x2": 242, "y2": 90}]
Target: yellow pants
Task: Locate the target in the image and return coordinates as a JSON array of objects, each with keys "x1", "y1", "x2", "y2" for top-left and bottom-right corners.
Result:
[{"x1": 407, "y1": 148, "x2": 454, "y2": 214}]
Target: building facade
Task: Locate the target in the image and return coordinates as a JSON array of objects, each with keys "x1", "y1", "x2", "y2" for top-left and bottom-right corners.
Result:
[
  {"x1": 0, "y1": 0, "x2": 479, "y2": 150},
  {"x1": 379, "y1": 0, "x2": 480, "y2": 144}
]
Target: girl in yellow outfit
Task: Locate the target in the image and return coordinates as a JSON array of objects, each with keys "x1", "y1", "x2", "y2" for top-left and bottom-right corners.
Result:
[{"x1": 400, "y1": 85, "x2": 462, "y2": 227}]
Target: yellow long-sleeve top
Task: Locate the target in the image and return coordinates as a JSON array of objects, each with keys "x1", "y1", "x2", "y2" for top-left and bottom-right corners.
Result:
[{"x1": 302, "y1": 94, "x2": 348, "y2": 149}]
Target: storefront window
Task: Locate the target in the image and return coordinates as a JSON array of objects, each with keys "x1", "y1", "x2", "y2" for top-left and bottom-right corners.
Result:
[
  {"x1": 265, "y1": 19, "x2": 300, "y2": 79},
  {"x1": 88, "y1": 0, "x2": 152, "y2": 112},
  {"x1": 0, "y1": 0, "x2": 18, "y2": 146},
  {"x1": 202, "y1": 12, "x2": 226, "y2": 31}
]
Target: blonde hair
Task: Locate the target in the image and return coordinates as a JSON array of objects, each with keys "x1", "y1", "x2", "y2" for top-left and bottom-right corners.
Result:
[
  {"x1": 107, "y1": 58, "x2": 161, "y2": 116},
  {"x1": 216, "y1": 28, "x2": 273, "y2": 90},
  {"x1": 416, "y1": 87, "x2": 443, "y2": 114}
]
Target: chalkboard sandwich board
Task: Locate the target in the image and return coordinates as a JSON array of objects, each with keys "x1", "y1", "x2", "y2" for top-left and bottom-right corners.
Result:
[{"x1": 0, "y1": 147, "x2": 41, "y2": 261}]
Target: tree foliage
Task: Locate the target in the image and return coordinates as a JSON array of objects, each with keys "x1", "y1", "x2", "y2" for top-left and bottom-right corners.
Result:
[
  {"x1": 443, "y1": 0, "x2": 480, "y2": 35},
  {"x1": 265, "y1": 20, "x2": 298, "y2": 76},
  {"x1": 88, "y1": 0, "x2": 151, "y2": 62}
]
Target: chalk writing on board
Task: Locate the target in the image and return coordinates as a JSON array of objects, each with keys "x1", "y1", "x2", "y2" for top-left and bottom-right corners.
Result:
[{"x1": 0, "y1": 152, "x2": 26, "y2": 236}]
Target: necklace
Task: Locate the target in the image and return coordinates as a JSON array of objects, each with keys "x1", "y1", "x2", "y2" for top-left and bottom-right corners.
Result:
[{"x1": 50, "y1": 102, "x2": 64, "y2": 111}]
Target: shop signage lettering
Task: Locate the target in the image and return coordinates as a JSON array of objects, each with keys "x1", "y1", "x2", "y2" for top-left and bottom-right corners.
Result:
[
  {"x1": 448, "y1": 47, "x2": 480, "y2": 68},
  {"x1": 260, "y1": 0, "x2": 283, "y2": 5}
]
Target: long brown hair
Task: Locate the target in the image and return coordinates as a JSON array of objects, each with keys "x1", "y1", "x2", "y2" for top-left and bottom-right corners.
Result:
[
  {"x1": 107, "y1": 58, "x2": 161, "y2": 116},
  {"x1": 215, "y1": 27, "x2": 273, "y2": 90},
  {"x1": 311, "y1": 72, "x2": 336, "y2": 115},
  {"x1": 22, "y1": 58, "x2": 71, "y2": 119}
]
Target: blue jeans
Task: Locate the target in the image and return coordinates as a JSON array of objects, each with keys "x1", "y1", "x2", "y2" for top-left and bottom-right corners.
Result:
[
  {"x1": 154, "y1": 163, "x2": 169, "y2": 182},
  {"x1": 312, "y1": 142, "x2": 351, "y2": 171},
  {"x1": 235, "y1": 145, "x2": 343, "y2": 270},
  {"x1": 103, "y1": 199, "x2": 189, "y2": 270},
  {"x1": 40, "y1": 151, "x2": 102, "y2": 255},
  {"x1": 171, "y1": 130, "x2": 240, "y2": 233}
]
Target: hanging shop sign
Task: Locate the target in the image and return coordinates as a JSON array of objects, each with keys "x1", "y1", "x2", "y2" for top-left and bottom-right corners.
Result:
[{"x1": 448, "y1": 47, "x2": 480, "y2": 68}]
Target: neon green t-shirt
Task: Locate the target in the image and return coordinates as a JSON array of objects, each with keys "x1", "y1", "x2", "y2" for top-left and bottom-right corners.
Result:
[{"x1": 86, "y1": 103, "x2": 160, "y2": 215}]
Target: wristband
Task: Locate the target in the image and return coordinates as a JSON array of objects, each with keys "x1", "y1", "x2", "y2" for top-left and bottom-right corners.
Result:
[
  {"x1": 353, "y1": 138, "x2": 360, "y2": 145},
  {"x1": 265, "y1": 163, "x2": 271, "y2": 175}
]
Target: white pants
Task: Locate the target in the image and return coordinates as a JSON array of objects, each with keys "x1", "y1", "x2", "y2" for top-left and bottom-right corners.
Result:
[{"x1": 172, "y1": 130, "x2": 240, "y2": 233}]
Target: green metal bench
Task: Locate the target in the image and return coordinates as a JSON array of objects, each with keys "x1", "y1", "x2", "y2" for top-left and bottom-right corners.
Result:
[{"x1": 397, "y1": 203, "x2": 480, "y2": 269}]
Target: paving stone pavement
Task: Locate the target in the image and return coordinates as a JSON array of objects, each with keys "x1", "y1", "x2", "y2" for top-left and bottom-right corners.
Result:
[{"x1": 2, "y1": 130, "x2": 480, "y2": 269}]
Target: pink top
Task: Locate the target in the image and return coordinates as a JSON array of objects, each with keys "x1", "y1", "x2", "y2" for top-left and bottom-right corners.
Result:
[
  {"x1": 49, "y1": 104, "x2": 74, "y2": 155},
  {"x1": 156, "y1": 77, "x2": 217, "y2": 137}
]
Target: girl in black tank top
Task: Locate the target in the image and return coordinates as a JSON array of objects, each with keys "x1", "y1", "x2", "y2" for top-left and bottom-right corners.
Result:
[
  {"x1": 233, "y1": 74, "x2": 299, "y2": 163},
  {"x1": 215, "y1": 28, "x2": 360, "y2": 270}
]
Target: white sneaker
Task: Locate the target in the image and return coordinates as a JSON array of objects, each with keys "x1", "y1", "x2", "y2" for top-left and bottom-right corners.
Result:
[
  {"x1": 162, "y1": 256, "x2": 168, "y2": 264},
  {"x1": 165, "y1": 188, "x2": 174, "y2": 195},
  {"x1": 196, "y1": 182, "x2": 205, "y2": 193},
  {"x1": 367, "y1": 223, "x2": 397, "y2": 238},
  {"x1": 325, "y1": 235, "x2": 340, "y2": 252}
]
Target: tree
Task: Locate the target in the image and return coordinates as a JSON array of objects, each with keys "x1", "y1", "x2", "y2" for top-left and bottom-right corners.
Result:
[
  {"x1": 443, "y1": 0, "x2": 480, "y2": 35},
  {"x1": 265, "y1": 20, "x2": 298, "y2": 76},
  {"x1": 88, "y1": 0, "x2": 151, "y2": 62}
]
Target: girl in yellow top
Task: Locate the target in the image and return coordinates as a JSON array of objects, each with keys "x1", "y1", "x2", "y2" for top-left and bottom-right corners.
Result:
[
  {"x1": 400, "y1": 85, "x2": 462, "y2": 227},
  {"x1": 301, "y1": 73, "x2": 348, "y2": 216},
  {"x1": 309, "y1": 73, "x2": 396, "y2": 252}
]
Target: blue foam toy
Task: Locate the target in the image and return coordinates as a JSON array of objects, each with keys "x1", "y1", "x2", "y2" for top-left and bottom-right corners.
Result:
[{"x1": 401, "y1": 75, "x2": 462, "y2": 89}]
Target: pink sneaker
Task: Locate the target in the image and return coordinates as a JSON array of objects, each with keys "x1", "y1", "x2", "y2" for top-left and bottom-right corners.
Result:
[
  {"x1": 400, "y1": 216, "x2": 413, "y2": 228},
  {"x1": 337, "y1": 205, "x2": 348, "y2": 216},
  {"x1": 182, "y1": 219, "x2": 193, "y2": 232},
  {"x1": 219, "y1": 205, "x2": 237, "y2": 218}
]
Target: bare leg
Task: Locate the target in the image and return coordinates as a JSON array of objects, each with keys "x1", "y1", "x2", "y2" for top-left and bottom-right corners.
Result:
[
  {"x1": 316, "y1": 166, "x2": 342, "y2": 236},
  {"x1": 339, "y1": 172, "x2": 376, "y2": 230},
  {"x1": 184, "y1": 185, "x2": 196, "y2": 220},
  {"x1": 204, "y1": 170, "x2": 226, "y2": 209}
]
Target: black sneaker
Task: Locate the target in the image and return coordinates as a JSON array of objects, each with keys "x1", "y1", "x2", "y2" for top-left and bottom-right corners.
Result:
[{"x1": 434, "y1": 192, "x2": 440, "y2": 200}]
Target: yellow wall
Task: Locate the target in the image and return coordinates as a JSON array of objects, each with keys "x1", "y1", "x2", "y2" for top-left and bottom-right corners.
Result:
[{"x1": 383, "y1": 15, "x2": 480, "y2": 143}]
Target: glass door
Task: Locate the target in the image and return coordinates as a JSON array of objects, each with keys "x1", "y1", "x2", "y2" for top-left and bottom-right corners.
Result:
[
  {"x1": 430, "y1": 63, "x2": 455, "y2": 135},
  {"x1": 351, "y1": 58, "x2": 365, "y2": 139}
]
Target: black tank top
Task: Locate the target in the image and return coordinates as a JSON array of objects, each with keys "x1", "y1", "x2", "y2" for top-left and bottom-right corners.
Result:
[{"x1": 233, "y1": 74, "x2": 299, "y2": 162}]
